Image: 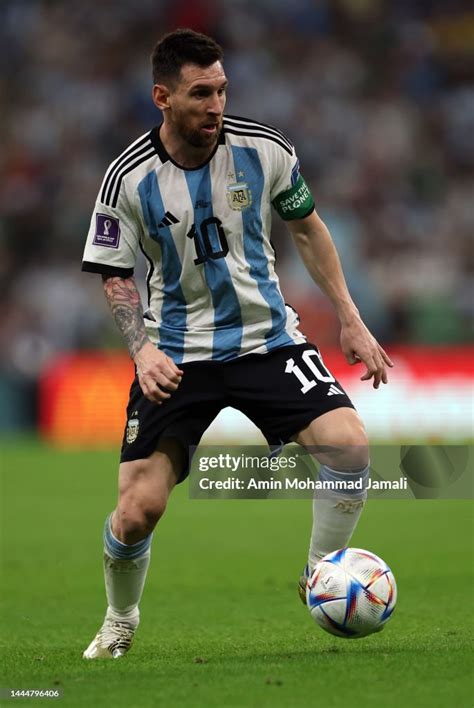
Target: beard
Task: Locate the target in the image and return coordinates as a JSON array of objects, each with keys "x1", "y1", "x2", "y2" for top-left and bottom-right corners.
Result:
[{"x1": 172, "y1": 111, "x2": 221, "y2": 149}]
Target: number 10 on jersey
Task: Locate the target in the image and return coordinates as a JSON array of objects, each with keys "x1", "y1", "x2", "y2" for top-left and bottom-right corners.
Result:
[{"x1": 187, "y1": 217, "x2": 229, "y2": 265}]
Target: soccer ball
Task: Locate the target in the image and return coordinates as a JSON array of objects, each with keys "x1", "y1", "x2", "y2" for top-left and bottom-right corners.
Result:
[{"x1": 306, "y1": 547, "x2": 397, "y2": 638}]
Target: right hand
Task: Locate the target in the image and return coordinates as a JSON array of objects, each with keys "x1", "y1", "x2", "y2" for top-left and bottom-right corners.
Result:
[{"x1": 133, "y1": 342, "x2": 183, "y2": 404}]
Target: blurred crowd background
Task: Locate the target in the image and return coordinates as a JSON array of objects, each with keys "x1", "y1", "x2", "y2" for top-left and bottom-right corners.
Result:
[{"x1": 1, "y1": 0, "x2": 473, "y2": 428}]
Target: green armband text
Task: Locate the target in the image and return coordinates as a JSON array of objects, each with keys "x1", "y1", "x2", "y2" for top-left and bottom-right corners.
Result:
[{"x1": 272, "y1": 174, "x2": 315, "y2": 220}]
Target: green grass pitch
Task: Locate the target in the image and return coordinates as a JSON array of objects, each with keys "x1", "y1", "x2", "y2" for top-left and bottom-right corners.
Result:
[{"x1": 0, "y1": 440, "x2": 472, "y2": 708}]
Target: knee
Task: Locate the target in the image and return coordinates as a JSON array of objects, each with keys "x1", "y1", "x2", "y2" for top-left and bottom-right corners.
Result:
[
  {"x1": 330, "y1": 422, "x2": 369, "y2": 471},
  {"x1": 339, "y1": 422, "x2": 369, "y2": 466},
  {"x1": 115, "y1": 459, "x2": 170, "y2": 542},
  {"x1": 115, "y1": 497, "x2": 165, "y2": 540},
  {"x1": 311, "y1": 413, "x2": 369, "y2": 471}
]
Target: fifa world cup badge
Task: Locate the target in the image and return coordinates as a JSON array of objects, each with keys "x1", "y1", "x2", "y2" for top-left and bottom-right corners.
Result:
[{"x1": 126, "y1": 418, "x2": 139, "y2": 444}]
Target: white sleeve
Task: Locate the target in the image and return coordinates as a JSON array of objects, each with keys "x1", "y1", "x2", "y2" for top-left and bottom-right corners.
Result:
[
  {"x1": 82, "y1": 175, "x2": 141, "y2": 277},
  {"x1": 269, "y1": 141, "x2": 300, "y2": 202}
]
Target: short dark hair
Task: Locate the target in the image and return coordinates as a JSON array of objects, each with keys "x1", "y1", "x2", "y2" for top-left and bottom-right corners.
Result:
[{"x1": 151, "y1": 29, "x2": 224, "y2": 86}]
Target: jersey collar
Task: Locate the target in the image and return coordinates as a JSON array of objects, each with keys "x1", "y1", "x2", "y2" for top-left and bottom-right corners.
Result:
[{"x1": 149, "y1": 123, "x2": 226, "y2": 171}]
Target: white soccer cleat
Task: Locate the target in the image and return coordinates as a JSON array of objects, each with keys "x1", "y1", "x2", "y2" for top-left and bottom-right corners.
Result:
[
  {"x1": 82, "y1": 616, "x2": 137, "y2": 659},
  {"x1": 298, "y1": 563, "x2": 311, "y2": 605}
]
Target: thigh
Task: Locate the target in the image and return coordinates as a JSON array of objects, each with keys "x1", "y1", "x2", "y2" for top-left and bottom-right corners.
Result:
[
  {"x1": 226, "y1": 343, "x2": 355, "y2": 446},
  {"x1": 118, "y1": 438, "x2": 185, "y2": 501}
]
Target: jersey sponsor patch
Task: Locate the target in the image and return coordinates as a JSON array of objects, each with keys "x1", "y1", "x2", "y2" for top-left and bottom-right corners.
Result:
[
  {"x1": 93, "y1": 214, "x2": 120, "y2": 248},
  {"x1": 272, "y1": 174, "x2": 315, "y2": 220}
]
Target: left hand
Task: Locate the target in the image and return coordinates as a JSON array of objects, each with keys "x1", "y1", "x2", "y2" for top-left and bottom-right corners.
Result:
[{"x1": 340, "y1": 317, "x2": 394, "y2": 388}]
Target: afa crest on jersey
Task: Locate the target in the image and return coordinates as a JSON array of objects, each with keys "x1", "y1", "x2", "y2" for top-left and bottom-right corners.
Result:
[{"x1": 226, "y1": 182, "x2": 252, "y2": 211}]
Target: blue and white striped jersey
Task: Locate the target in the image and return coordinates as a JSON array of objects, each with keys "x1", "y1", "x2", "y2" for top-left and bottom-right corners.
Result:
[{"x1": 82, "y1": 115, "x2": 315, "y2": 363}]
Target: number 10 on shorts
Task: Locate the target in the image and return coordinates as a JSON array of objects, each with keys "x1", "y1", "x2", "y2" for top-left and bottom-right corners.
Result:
[{"x1": 285, "y1": 349, "x2": 335, "y2": 393}]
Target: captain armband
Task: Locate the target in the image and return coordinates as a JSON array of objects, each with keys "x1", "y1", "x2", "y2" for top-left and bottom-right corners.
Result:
[{"x1": 272, "y1": 174, "x2": 315, "y2": 220}]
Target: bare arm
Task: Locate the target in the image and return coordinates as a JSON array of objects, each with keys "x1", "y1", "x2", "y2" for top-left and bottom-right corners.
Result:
[
  {"x1": 286, "y1": 211, "x2": 393, "y2": 388},
  {"x1": 102, "y1": 275, "x2": 183, "y2": 403}
]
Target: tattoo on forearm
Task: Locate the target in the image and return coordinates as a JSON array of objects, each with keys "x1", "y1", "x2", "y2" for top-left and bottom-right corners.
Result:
[{"x1": 102, "y1": 276, "x2": 148, "y2": 357}]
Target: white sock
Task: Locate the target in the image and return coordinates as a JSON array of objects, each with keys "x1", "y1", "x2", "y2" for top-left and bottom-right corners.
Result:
[
  {"x1": 308, "y1": 465, "x2": 369, "y2": 570},
  {"x1": 104, "y1": 552, "x2": 150, "y2": 627},
  {"x1": 102, "y1": 514, "x2": 152, "y2": 627}
]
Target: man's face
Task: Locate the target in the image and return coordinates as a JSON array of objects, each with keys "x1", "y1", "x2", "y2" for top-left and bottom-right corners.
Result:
[{"x1": 165, "y1": 61, "x2": 227, "y2": 149}]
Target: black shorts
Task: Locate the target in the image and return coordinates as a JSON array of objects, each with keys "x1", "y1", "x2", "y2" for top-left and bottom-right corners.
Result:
[{"x1": 120, "y1": 343, "x2": 355, "y2": 480}]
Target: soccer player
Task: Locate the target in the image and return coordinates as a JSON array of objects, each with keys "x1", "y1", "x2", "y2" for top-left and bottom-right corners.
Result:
[{"x1": 81, "y1": 29, "x2": 392, "y2": 658}]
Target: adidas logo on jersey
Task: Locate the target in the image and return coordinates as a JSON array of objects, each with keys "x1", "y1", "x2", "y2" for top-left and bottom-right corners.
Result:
[
  {"x1": 158, "y1": 211, "x2": 180, "y2": 228},
  {"x1": 327, "y1": 384, "x2": 344, "y2": 396}
]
